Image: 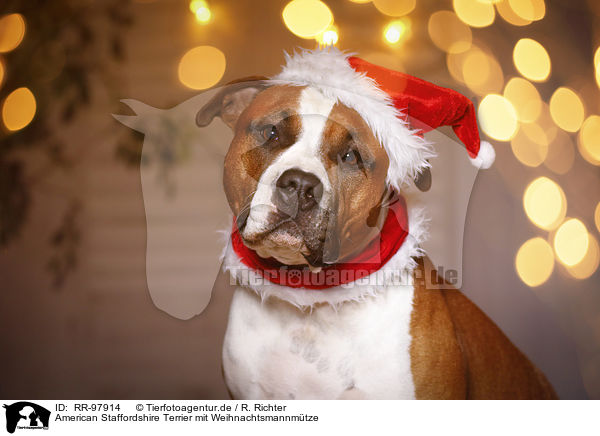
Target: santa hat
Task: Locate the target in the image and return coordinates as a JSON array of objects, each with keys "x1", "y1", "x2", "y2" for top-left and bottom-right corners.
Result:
[{"x1": 271, "y1": 48, "x2": 495, "y2": 190}]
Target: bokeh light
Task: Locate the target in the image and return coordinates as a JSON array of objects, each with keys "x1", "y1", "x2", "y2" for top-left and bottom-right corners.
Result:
[
  {"x1": 595, "y1": 202, "x2": 600, "y2": 234},
  {"x1": 384, "y1": 20, "x2": 410, "y2": 44},
  {"x1": 516, "y1": 237, "x2": 554, "y2": 287},
  {"x1": 478, "y1": 94, "x2": 518, "y2": 141},
  {"x1": 513, "y1": 38, "x2": 551, "y2": 82},
  {"x1": 511, "y1": 124, "x2": 548, "y2": 167},
  {"x1": 544, "y1": 129, "x2": 575, "y2": 175},
  {"x1": 177, "y1": 46, "x2": 226, "y2": 90},
  {"x1": 348, "y1": 0, "x2": 372, "y2": 3},
  {"x1": 496, "y1": 0, "x2": 532, "y2": 26},
  {"x1": 549, "y1": 87, "x2": 585, "y2": 132},
  {"x1": 523, "y1": 177, "x2": 566, "y2": 230},
  {"x1": 316, "y1": 25, "x2": 339, "y2": 46},
  {"x1": 554, "y1": 218, "x2": 590, "y2": 267},
  {"x1": 459, "y1": 46, "x2": 504, "y2": 95},
  {"x1": 373, "y1": 0, "x2": 415, "y2": 17},
  {"x1": 428, "y1": 11, "x2": 472, "y2": 54},
  {"x1": 2, "y1": 87, "x2": 36, "y2": 131},
  {"x1": 282, "y1": 0, "x2": 333, "y2": 39},
  {"x1": 0, "y1": 58, "x2": 4, "y2": 88},
  {"x1": 503, "y1": 77, "x2": 541, "y2": 122},
  {"x1": 189, "y1": 0, "x2": 211, "y2": 23},
  {"x1": 453, "y1": 0, "x2": 495, "y2": 28},
  {"x1": 577, "y1": 115, "x2": 600, "y2": 165},
  {"x1": 508, "y1": 0, "x2": 545, "y2": 21},
  {"x1": 0, "y1": 14, "x2": 26, "y2": 53},
  {"x1": 566, "y1": 234, "x2": 599, "y2": 280}
]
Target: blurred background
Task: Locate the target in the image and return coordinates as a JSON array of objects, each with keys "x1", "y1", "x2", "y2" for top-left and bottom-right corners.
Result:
[{"x1": 0, "y1": 0, "x2": 599, "y2": 399}]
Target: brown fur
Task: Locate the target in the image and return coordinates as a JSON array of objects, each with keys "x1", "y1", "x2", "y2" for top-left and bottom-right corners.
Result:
[{"x1": 410, "y1": 256, "x2": 557, "y2": 399}]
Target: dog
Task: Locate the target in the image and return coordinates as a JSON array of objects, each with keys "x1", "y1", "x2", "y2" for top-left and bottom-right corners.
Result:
[{"x1": 195, "y1": 48, "x2": 556, "y2": 399}]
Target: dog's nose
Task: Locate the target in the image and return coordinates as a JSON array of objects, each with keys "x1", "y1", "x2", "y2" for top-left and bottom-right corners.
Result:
[{"x1": 274, "y1": 169, "x2": 323, "y2": 215}]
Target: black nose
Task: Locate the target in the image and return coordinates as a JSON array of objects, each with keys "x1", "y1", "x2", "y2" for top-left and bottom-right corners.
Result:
[{"x1": 273, "y1": 169, "x2": 323, "y2": 215}]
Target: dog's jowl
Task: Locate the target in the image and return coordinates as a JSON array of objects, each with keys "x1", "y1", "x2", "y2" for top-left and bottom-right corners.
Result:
[{"x1": 196, "y1": 49, "x2": 556, "y2": 400}]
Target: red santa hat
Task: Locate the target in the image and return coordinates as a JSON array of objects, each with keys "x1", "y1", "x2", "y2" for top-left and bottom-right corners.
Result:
[{"x1": 272, "y1": 48, "x2": 495, "y2": 189}]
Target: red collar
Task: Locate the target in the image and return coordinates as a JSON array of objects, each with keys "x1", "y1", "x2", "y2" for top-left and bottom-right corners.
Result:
[{"x1": 231, "y1": 194, "x2": 409, "y2": 290}]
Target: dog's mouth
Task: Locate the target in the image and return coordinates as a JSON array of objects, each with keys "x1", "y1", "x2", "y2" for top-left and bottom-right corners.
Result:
[{"x1": 238, "y1": 209, "x2": 332, "y2": 269}]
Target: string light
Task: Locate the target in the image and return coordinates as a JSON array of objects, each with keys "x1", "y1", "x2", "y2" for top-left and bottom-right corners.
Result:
[
  {"x1": 508, "y1": 0, "x2": 545, "y2": 21},
  {"x1": 578, "y1": 115, "x2": 600, "y2": 165},
  {"x1": 178, "y1": 46, "x2": 226, "y2": 90},
  {"x1": 515, "y1": 237, "x2": 554, "y2": 287},
  {"x1": 549, "y1": 87, "x2": 585, "y2": 132},
  {"x1": 383, "y1": 19, "x2": 410, "y2": 44},
  {"x1": 282, "y1": 0, "x2": 333, "y2": 39},
  {"x1": 0, "y1": 13, "x2": 26, "y2": 53},
  {"x1": 189, "y1": 0, "x2": 211, "y2": 23},
  {"x1": 428, "y1": 11, "x2": 472, "y2": 54},
  {"x1": 554, "y1": 218, "x2": 590, "y2": 267},
  {"x1": 503, "y1": 77, "x2": 542, "y2": 123},
  {"x1": 523, "y1": 177, "x2": 566, "y2": 230},
  {"x1": 478, "y1": 94, "x2": 518, "y2": 141},
  {"x1": 2, "y1": 87, "x2": 36, "y2": 131},
  {"x1": 316, "y1": 25, "x2": 339, "y2": 46},
  {"x1": 566, "y1": 234, "x2": 599, "y2": 280},
  {"x1": 373, "y1": 0, "x2": 415, "y2": 17},
  {"x1": 453, "y1": 0, "x2": 495, "y2": 28},
  {"x1": 513, "y1": 38, "x2": 551, "y2": 82}
]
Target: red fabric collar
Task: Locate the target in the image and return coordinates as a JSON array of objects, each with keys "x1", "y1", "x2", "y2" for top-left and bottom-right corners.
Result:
[{"x1": 230, "y1": 194, "x2": 409, "y2": 290}]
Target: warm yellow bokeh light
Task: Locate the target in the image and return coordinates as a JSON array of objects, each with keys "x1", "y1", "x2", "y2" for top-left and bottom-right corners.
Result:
[
  {"x1": 282, "y1": 0, "x2": 333, "y2": 39},
  {"x1": 508, "y1": 0, "x2": 545, "y2": 21},
  {"x1": 594, "y1": 46, "x2": 600, "y2": 70},
  {"x1": 596, "y1": 203, "x2": 600, "y2": 234},
  {"x1": 189, "y1": 0, "x2": 206, "y2": 13},
  {"x1": 453, "y1": 0, "x2": 495, "y2": 27},
  {"x1": 544, "y1": 129, "x2": 575, "y2": 175},
  {"x1": 478, "y1": 94, "x2": 518, "y2": 141},
  {"x1": 316, "y1": 25, "x2": 339, "y2": 46},
  {"x1": 578, "y1": 115, "x2": 600, "y2": 165},
  {"x1": 384, "y1": 20, "x2": 409, "y2": 44},
  {"x1": 348, "y1": 0, "x2": 371, "y2": 3},
  {"x1": 2, "y1": 87, "x2": 36, "y2": 131},
  {"x1": 549, "y1": 87, "x2": 584, "y2": 132},
  {"x1": 177, "y1": 46, "x2": 226, "y2": 90},
  {"x1": 513, "y1": 38, "x2": 551, "y2": 82},
  {"x1": 0, "y1": 14, "x2": 26, "y2": 53},
  {"x1": 516, "y1": 237, "x2": 554, "y2": 287},
  {"x1": 0, "y1": 58, "x2": 4, "y2": 87},
  {"x1": 511, "y1": 125, "x2": 548, "y2": 167},
  {"x1": 459, "y1": 47, "x2": 504, "y2": 95},
  {"x1": 428, "y1": 11, "x2": 472, "y2": 54},
  {"x1": 523, "y1": 177, "x2": 566, "y2": 230},
  {"x1": 503, "y1": 77, "x2": 541, "y2": 122},
  {"x1": 554, "y1": 218, "x2": 589, "y2": 267},
  {"x1": 496, "y1": 0, "x2": 532, "y2": 26},
  {"x1": 566, "y1": 234, "x2": 599, "y2": 280},
  {"x1": 195, "y1": 6, "x2": 211, "y2": 23},
  {"x1": 373, "y1": 0, "x2": 415, "y2": 16}
]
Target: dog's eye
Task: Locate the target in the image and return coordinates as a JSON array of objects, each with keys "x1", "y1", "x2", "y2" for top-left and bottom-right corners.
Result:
[
  {"x1": 341, "y1": 149, "x2": 360, "y2": 165},
  {"x1": 261, "y1": 125, "x2": 279, "y2": 142}
]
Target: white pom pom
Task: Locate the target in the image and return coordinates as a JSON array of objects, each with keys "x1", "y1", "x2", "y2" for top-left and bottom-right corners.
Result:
[{"x1": 470, "y1": 141, "x2": 495, "y2": 169}]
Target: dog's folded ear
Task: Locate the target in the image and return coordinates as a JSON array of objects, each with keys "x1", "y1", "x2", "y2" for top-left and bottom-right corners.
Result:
[
  {"x1": 196, "y1": 76, "x2": 269, "y2": 130},
  {"x1": 414, "y1": 166, "x2": 432, "y2": 192}
]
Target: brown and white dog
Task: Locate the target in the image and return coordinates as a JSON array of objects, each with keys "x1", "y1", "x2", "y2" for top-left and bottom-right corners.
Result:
[{"x1": 196, "y1": 49, "x2": 556, "y2": 399}]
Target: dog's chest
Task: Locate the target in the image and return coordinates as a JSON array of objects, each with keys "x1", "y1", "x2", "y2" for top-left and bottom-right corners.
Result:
[{"x1": 222, "y1": 285, "x2": 416, "y2": 399}]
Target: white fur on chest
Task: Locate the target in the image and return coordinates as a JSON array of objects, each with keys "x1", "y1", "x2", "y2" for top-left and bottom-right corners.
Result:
[{"x1": 222, "y1": 282, "x2": 416, "y2": 399}]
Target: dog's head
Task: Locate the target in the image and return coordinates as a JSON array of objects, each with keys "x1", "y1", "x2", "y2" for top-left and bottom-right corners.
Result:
[
  {"x1": 196, "y1": 50, "x2": 493, "y2": 270},
  {"x1": 198, "y1": 80, "x2": 397, "y2": 268}
]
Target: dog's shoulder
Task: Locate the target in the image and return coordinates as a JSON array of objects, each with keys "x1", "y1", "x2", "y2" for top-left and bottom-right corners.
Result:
[{"x1": 411, "y1": 256, "x2": 557, "y2": 399}]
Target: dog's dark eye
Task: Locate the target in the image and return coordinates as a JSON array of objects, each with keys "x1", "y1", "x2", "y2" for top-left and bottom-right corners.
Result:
[
  {"x1": 261, "y1": 125, "x2": 279, "y2": 142},
  {"x1": 341, "y1": 149, "x2": 360, "y2": 165}
]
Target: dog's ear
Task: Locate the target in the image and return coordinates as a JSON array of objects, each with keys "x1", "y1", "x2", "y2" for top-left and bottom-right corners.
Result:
[
  {"x1": 196, "y1": 76, "x2": 269, "y2": 130},
  {"x1": 414, "y1": 166, "x2": 432, "y2": 192}
]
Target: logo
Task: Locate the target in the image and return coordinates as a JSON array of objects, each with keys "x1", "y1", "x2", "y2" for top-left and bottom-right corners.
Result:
[{"x1": 3, "y1": 402, "x2": 50, "y2": 434}]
